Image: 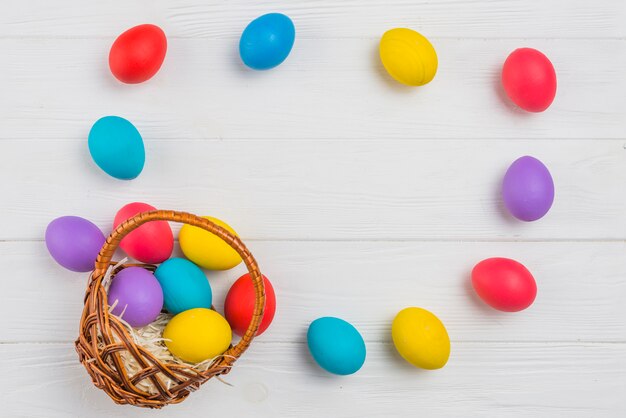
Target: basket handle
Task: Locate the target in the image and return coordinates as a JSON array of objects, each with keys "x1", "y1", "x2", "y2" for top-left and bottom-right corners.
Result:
[{"x1": 92, "y1": 209, "x2": 265, "y2": 362}]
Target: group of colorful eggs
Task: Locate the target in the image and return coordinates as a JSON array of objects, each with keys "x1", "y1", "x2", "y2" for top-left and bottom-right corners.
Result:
[
  {"x1": 91, "y1": 14, "x2": 558, "y2": 181},
  {"x1": 52, "y1": 13, "x2": 557, "y2": 376},
  {"x1": 46, "y1": 202, "x2": 277, "y2": 364},
  {"x1": 308, "y1": 256, "x2": 542, "y2": 375},
  {"x1": 107, "y1": 14, "x2": 557, "y2": 106},
  {"x1": 45, "y1": 206, "x2": 543, "y2": 375}
]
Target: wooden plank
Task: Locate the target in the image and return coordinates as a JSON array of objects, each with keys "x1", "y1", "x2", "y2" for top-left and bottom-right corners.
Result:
[
  {"x1": 0, "y1": 139, "x2": 624, "y2": 241},
  {"x1": 2, "y1": 240, "x2": 625, "y2": 343},
  {"x1": 2, "y1": 0, "x2": 625, "y2": 38},
  {"x1": 1, "y1": 38, "x2": 625, "y2": 141},
  {"x1": 1, "y1": 342, "x2": 624, "y2": 417}
]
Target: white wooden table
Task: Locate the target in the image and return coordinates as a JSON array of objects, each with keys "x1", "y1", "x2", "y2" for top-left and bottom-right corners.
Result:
[{"x1": 1, "y1": 1, "x2": 625, "y2": 417}]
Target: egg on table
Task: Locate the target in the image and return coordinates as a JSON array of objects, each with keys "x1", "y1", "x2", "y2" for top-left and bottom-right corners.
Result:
[
  {"x1": 88, "y1": 116, "x2": 145, "y2": 180},
  {"x1": 109, "y1": 24, "x2": 167, "y2": 84},
  {"x1": 239, "y1": 13, "x2": 295, "y2": 70},
  {"x1": 224, "y1": 273, "x2": 276, "y2": 336},
  {"x1": 45, "y1": 216, "x2": 106, "y2": 272},
  {"x1": 392, "y1": 307, "x2": 450, "y2": 370},
  {"x1": 108, "y1": 267, "x2": 164, "y2": 327},
  {"x1": 154, "y1": 258, "x2": 212, "y2": 314},
  {"x1": 502, "y1": 156, "x2": 554, "y2": 222},
  {"x1": 307, "y1": 317, "x2": 366, "y2": 375},
  {"x1": 114, "y1": 202, "x2": 174, "y2": 264},
  {"x1": 379, "y1": 28, "x2": 438, "y2": 86},
  {"x1": 163, "y1": 308, "x2": 232, "y2": 363},
  {"x1": 471, "y1": 257, "x2": 537, "y2": 312},
  {"x1": 502, "y1": 47, "x2": 557, "y2": 112},
  {"x1": 179, "y1": 216, "x2": 242, "y2": 270}
]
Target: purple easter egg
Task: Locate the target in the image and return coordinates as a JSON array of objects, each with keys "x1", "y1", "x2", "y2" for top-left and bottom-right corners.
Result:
[
  {"x1": 45, "y1": 216, "x2": 106, "y2": 272},
  {"x1": 108, "y1": 267, "x2": 163, "y2": 327},
  {"x1": 502, "y1": 156, "x2": 555, "y2": 221}
]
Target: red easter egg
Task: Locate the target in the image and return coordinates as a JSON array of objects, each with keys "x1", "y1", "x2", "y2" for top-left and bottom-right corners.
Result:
[
  {"x1": 113, "y1": 202, "x2": 173, "y2": 263},
  {"x1": 471, "y1": 257, "x2": 537, "y2": 312},
  {"x1": 224, "y1": 274, "x2": 276, "y2": 336},
  {"x1": 109, "y1": 24, "x2": 167, "y2": 84},
  {"x1": 501, "y1": 48, "x2": 556, "y2": 112}
]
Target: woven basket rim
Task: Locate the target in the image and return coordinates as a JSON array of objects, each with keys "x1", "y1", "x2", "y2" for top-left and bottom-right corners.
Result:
[{"x1": 75, "y1": 209, "x2": 265, "y2": 408}]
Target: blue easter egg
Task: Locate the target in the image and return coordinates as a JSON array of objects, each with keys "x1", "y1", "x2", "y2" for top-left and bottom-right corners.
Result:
[
  {"x1": 88, "y1": 116, "x2": 145, "y2": 180},
  {"x1": 154, "y1": 258, "x2": 212, "y2": 314},
  {"x1": 307, "y1": 317, "x2": 366, "y2": 375},
  {"x1": 239, "y1": 13, "x2": 295, "y2": 70}
]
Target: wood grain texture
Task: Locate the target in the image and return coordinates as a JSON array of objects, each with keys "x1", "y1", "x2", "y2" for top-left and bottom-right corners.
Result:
[
  {"x1": 2, "y1": 0, "x2": 625, "y2": 38},
  {"x1": 2, "y1": 240, "x2": 625, "y2": 343},
  {"x1": 1, "y1": 140, "x2": 624, "y2": 241},
  {"x1": 2, "y1": 0, "x2": 626, "y2": 416},
  {"x1": 1, "y1": 342, "x2": 624, "y2": 417},
  {"x1": 2, "y1": 38, "x2": 625, "y2": 141}
]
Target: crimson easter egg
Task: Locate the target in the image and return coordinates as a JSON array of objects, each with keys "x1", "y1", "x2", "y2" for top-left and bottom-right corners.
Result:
[
  {"x1": 113, "y1": 202, "x2": 173, "y2": 263},
  {"x1": 109, "y1": 24, "x2": 167, "y2": 84},
  {"x1": 224, "y1": 273, "x2": 276, "y2": 336},
  {"x1": 471, "y1": 257, "x2": 537, "y2": 312},
  {"x1": 502, "y1": 48, "x2": 556, "y2": 112}
]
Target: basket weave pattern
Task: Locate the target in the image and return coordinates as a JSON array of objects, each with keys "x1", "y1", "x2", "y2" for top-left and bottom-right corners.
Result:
[{"x1": 75, "y1": 210, "x2": 265, "y2": 408}]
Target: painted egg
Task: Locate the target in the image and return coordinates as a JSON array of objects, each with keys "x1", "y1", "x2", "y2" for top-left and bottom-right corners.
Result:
[
  {"x1": 114, "y1": 202, "x2": 174, "y2": 264},
  {"x1": 45, "y1": 216, "x2": 106, "y2": 272},
  {"x1": 379, "y1": 28, "x2": 438, "y2": 86},
  {"x1": 472, "y1": 257, "x2": 537, "y2": 312},
  {"x1": 179, "y1": 216, "x2": 242, "y2": 270},
  {"x1": 392, "y1": 307, "x2": 450, "y2": 370},
  {"x1": 502, "y1": 48, "x2": 557, "y2": 112},
  {"x1": 163, "y1": 308, "x2": 232, "y2": 363},
  {"x1": 154, "y1": 258, "x2": 212, "y2": 314},
  {"x1": 108, "y1": 267, "x2": 164, "y2": 327},
  {"x1": 307, "y1": 317, "x2": 366, "y2": 375},
  {"x1": 239, "y1": 13, "x2": 295, "y2": 70},
  {"x1": 88, "y1": 116, "x2": 145, "y2": 180},
  {"x1": 225, "y1": 273, "x2": 276, "y2": 336},
  {"x1": 502, "y1": 156, "x2": 554, "y2": 222},
  {"x1": 109, "y1": 24, "x2": 167, "y2": 84}
]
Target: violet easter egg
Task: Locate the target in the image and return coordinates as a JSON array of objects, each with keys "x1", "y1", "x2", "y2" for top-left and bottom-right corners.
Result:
[
  {"x1": 502, "y1": 156, "x2": 555, "y2": 222},
  {"x1": 114, "y1": 202, "x2": 174, "y2": 264},
  {"x1": 108, "y1": 267, "x2": 163, "y2": 327},
  {"x1": 45, "y1": 216, "x2": 106, "y2": 272},
  {"x1": 471, "y1": 257, "x2": 537, "y2": 312},
  {"x1": 502, "y1": 48, "x2": 557, "y2": 112}
]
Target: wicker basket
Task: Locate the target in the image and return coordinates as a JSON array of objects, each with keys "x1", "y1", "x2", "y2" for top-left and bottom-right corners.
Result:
[{"x1": 75, "y1": 210, "x2": 266, "y2": 408}]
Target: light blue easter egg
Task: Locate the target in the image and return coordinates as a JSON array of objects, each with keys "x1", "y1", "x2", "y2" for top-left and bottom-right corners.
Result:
[
  {"x1": 307, "y1": 317, "x2": 366, "y2": 375},
  {"x1": 88, "y1": 116, "x2": 145, "y2": 180},
  {"x1": 239, "y1": 13, "x2": 295, "y2": 70},
  {"x1": 154, "y1": 258, "x2": 212, "y2": 314}
]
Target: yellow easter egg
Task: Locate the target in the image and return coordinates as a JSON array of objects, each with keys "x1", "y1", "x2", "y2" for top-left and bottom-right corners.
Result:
[
  {"x1": 163, "y1": 308, "x2": 232, "y2": 363},
  {"x1": 179, "y1": 216, "x2": 242, "y2": 270},
  {"x1": 392, "y1": 307, "x2": 450, "y2": 370},
  {"x1": 379, "y1": 28, "x2": 438, "y2": 86}
]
